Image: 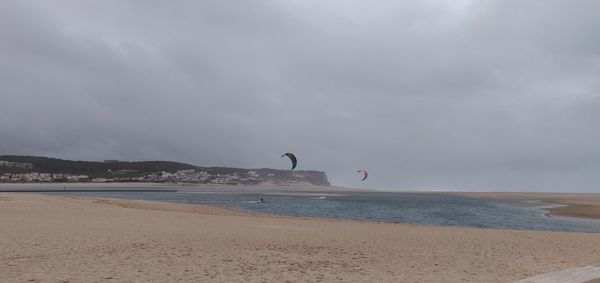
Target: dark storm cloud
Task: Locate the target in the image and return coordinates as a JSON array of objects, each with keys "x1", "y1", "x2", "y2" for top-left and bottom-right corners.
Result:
[{"x1": 1, "y1": 0, "x2": 599, "y2": 191}]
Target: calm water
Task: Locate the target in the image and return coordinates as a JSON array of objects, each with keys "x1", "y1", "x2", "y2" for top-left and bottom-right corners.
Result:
[{"x1": 37, "y1": 185, "x2": 600, "y2": 233}]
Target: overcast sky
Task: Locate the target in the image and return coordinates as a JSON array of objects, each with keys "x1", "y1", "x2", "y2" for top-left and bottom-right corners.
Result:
[{"x1": 1, "y1": 1, "x2": 599, "y2": 191}]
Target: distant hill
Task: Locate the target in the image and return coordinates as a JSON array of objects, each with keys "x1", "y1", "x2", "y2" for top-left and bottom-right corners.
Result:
[
  {"x1": 0, "y1": 155, "x2": 330, "y2": 186},
  {"x1": 0, "y1": 155, "x2": 196, "y2": 174}
]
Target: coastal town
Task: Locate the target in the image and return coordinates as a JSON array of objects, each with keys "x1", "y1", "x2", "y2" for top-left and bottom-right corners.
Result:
[
  {"x1": 1, "y1": 167, "x2": 272, "y2": 185},
  {"x1": 0, "y1": 170, "x2": 263, "y2": 184},
  {"x1": 0, "y1": 159, "x2": 329, "y2": 186}
]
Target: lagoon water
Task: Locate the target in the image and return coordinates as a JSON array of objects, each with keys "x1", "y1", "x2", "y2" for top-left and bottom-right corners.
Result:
[{"x1": 37, "y1": 185, "x2": 600, "y2": 233}]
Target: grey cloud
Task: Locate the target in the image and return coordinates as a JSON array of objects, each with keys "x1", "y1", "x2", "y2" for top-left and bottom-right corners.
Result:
[{"x1": 1, "y1": 0, "x2": 599, "y2": 191}]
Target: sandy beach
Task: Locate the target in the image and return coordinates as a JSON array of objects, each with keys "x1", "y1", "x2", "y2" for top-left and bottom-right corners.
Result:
[{"x1": 1, "y1": 193, "x2": 600, "y2": 282}]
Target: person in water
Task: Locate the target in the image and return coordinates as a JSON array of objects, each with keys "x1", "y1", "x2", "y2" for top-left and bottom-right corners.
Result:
[{"x1": 260, "y1": 198, "x2": 265, "y2": 203}]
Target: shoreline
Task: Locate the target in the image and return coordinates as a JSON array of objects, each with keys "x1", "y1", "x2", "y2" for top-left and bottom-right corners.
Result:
[
  {"x1": 450, "y1": 192, "x2": 600, "y2": 220},
  {"x1": 4, "y1": 183, "x2": 600, "y2": 221},
  {"x1": 34, "y1": 193, "x2": 600, "y2": 231},
  {"x1": 57, "y1": 193, "x2": 600, "y2": 233},
  {"x1": 6, "y1": 188, "x2": 600, "y2": 233}
]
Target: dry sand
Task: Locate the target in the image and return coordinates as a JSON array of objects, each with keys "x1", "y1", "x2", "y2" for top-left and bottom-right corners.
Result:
[
  {"x1": 453, "y1": 192, "x2": 600, "y2": 220},
  {"x1": 2, "y1": 193, "x2": 600, "y2": 282}
]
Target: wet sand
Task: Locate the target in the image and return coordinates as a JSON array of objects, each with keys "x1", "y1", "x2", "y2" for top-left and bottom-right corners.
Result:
[
  {"x1": 453, "y1": 192, "x2": 600, "y2": 220},
  {"x1": 2, "y1": 193, "x2": 600, "y2": 282}
]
